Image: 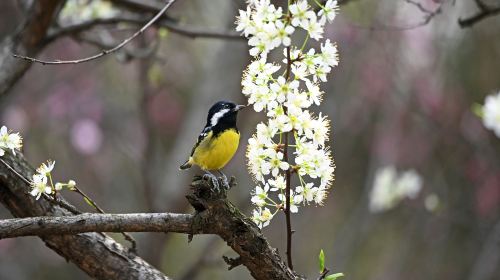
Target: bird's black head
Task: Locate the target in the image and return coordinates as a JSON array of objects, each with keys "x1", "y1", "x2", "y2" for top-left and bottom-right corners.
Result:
[{"x1": 206, "y1": 101, "x2": 245, "y2": 133}]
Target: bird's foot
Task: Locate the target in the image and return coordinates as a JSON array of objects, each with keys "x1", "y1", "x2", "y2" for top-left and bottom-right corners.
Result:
[
  {"x1": 202, "y1": 173, "x2": 220, "y2": 191},
  {"x1": 218, "y1": 173, "x2": 229, "y2": 190},
  {"x1": 215, "y1": 170, "x2": 229, "y2": 189}
]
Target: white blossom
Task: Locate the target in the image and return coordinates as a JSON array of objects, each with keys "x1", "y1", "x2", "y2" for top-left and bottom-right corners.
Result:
[
  {"x1": 68, "y1": 179, "x2": 77, "y2": 189},
  {"x1": 278, "y1": 192, "x2": 299, "y2": 213},
  {"x1": 264, "y1": 149, "x2": 289, "y2": 177},
  {"x1": 0, "y1": 126, "x2": 79, "y2": 200},
  {"x1": 275, "y1": 20, "x2": 295, "y2": 46},
  {"x1": 369, "y1": 166, "x2": 423, "y2": 213},
  {"x1": 30, "y1": 174, "x2": 51, "y2": 200},
  {"x1": 295, "y1": 183, "x2": 317, "y2": 204},
  {"x1": 236, "y1": 7, "x2": 254, "y2": 36},
  {"x1": 482, "y1": 91, "x2": 500, "y2": 138},
  {"x1": 289, "y1": 0, "x2": 315, "y2": 28},
  {"x1": 0, "y1": 126, "x2": 23, "y2": 155},
  {"x1": 305, "y1": 80, "x2": 323, "y2": 105},
  {"x1": 238, "y1": 0, "x2": 339, "y2": 227},
  {"x1": 318, "y1": 0, "x2": 339, "y2": 23},
  {"x1": 251, "y1": 184, "x2": 270, "y2": 206},
  {"x1": 36, "y1": 160, "x2": 55, "y2": 176},
  {"x1": 252, "y1": 207, "x2": 274, "y2": 228},
  {"x1": 269, "y1": 175, "x2": 286, "y2": 191},
  {"x1": 319, "y1": 39, "x2": 339, "y2": 67},
  {"x1": 304, "y1": 15, "x2": 324, "y2": 40},
  {"x1": 424, "y1": 194, "x2": 440, "y2": 212}
]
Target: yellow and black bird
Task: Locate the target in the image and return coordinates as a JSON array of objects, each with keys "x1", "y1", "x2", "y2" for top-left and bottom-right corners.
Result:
[{"x1": 180, "y1": 101, "x2": 245, "y2": 188}]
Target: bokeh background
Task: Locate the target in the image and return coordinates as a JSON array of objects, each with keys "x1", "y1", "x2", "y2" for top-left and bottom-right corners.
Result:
[{"x1": 1, "y1": 0, "x2": 500, "y2": 279}]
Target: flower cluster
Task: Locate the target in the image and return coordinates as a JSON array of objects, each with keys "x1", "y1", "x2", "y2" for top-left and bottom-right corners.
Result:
[
  {"x1": 0, "y1": 126, "x2": 22, "y2": 156},
  {"x1": 369, "y1": 166, "x2": 423, "y2": 213},
  {"x1": 0, "y1": 125, "x2": 77, "y2": 200},
  {"x1": 30, "y1": 160, "x2": 77, "y2": 200},
  {"x1": 237, "y1": 0, "x2": 339, "y2": 228},
  {"x1": 481, "y1": 91, "x2": 500, "y2": 138},
  {"x1": 236, "y1": 0, "x2": 338, "y2": 56}
]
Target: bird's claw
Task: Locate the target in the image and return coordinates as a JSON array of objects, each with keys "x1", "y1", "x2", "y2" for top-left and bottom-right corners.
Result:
[
  {"x1": 219, "y1": 174, "x2": 229, "y2": 190},
  {"x1": 202, "y1": 173, "x2": 220, "y2": 191}
]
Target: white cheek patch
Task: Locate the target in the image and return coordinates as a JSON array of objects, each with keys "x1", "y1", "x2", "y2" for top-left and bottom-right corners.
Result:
[{"x1": 210, "y1": 109, "x2": 230, "y2": 126}]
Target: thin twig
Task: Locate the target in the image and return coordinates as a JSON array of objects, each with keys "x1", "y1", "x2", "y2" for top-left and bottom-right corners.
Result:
[
  {"x1": 405, "y1": 0, "x2": 433, "y2": 14},
  {"x1": 0, "y1": 157, "x2": 31, "y2": 185},
  {"x1": 13, "y1": 0, "x2": 176, "y2": 65},
  {"x1": 74, "y1": 33, "x2": 159, "y2": 61},
  {"x1": 48, "y1": 194, "x2": 81, "y2": 214},
  {"x1": 45, "y1": 16, "x2": 243, "y2": 44},
  {"x1": 458, "y1": 0, "x2": 500, "y2": 27},
  {"x1": 317, "y1": 268, "x2": 331, "y2": 280}
]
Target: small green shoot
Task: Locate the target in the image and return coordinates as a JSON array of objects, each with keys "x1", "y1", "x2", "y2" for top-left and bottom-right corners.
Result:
[{"x1": 319, "y1": 249, "x2": 325, "y2": 272}]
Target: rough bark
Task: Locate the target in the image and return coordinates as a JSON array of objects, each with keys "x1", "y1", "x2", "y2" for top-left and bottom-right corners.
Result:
[
  {"x1": 0, "y1": 152, "x2": 170, "y2": 280},
  {"x1": 186, "y1": 179, "x2": 304, "y2": 280},
  {"x1": 0, "y1": 0, "x2": 66, "y2": 96},
  {"x1": 0, "y1": 213, "x2": 194, "y2": 238}
]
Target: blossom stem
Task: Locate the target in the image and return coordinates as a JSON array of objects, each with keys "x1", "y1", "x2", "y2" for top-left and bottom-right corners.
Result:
[
  {"x1": 265, "y1": 196, "x2": 279, "y2": 206},
  {"x1": 284, "y1": 45, "x2": 294, "y2": 270},
  {"x1": 300, "y1": 33, "x2": 310, "y2": 52},
  {"x1": 48, "y1": 173, "x2": 56, "y2": 195},
  {"x1": 313, "y1": 0, "x2": 325, "y2": 9},
  {"x1": 72, "y1": 185, "x2": 138, "y2": 252},
  {"x1": 298, "y1": 173, "x2": 306, "y2": 187}
]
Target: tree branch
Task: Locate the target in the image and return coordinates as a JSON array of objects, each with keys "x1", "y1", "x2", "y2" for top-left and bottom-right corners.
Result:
[
  {"x1": 13, "y1": 0, "x2": 176, "y2": 65},
  {"x1": 0, "y1": 213, "x2": 193, "y2": 238},
  {"x1": 0, "y1": 150, "x2": 303, "y2": 280},
  {"x1": 108, "y1": 0, "x2": 176, "y2": 19},
  {"x1": 0, "y1": 0, "x2": 65, "y2": 96},
  {"x1": 0, "y1": 152, "x2": 170, "y2": 280},
  {"x1": 47, "y1": 17, "x2": 244, "y2": 45},
  {"x1": 73, "y1": 33, "x2": 159, "y2": 61},
  {"x1": 458, "y1": 0, "x2": 500, "y2": 28}
]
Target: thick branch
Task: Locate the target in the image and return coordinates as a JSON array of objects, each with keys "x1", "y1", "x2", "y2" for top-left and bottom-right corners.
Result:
[
  {"x1": 0, "y1": 0, "x2": 65, "y2": 95},
  {"x1": 0, "y1": 152, "x2": 169, "y2": 280},
  {"x1": 0, "y1": 165, "x2": 304, "y2": 280},
  {"x1": 0, "y1": 213, "x2": 193, "y2": 238},
  {"x1": 187, "y1": 178, "x2": 303, "y2": 280}
]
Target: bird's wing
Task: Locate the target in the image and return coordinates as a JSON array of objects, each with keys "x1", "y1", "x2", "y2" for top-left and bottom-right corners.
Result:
[{"x1": 190, "y1": 125, "x2": 212, "y2": 156}]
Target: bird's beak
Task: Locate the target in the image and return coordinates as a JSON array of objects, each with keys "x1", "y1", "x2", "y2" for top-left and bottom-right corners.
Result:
[{"x1": 234, "y1": 104, "x2": 246, "y2": 112}]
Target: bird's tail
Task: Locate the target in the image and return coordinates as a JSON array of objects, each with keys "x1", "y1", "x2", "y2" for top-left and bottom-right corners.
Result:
[{"x1": 179, "y1": 158, "x2": 193, "y2": 170}]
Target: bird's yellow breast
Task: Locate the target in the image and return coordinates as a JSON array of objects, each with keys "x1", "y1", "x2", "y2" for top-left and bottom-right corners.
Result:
[{"x1": 192, "y1": 129, "x2": 240, "y2": 171}]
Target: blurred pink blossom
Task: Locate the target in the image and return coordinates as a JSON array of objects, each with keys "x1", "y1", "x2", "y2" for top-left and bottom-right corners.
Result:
[
  {"x1": 70, "y1": 119, "x2": 102, "y2": 155},
  {"x1": 2, "y1": 106, "x2": 28, "y2": 132}
]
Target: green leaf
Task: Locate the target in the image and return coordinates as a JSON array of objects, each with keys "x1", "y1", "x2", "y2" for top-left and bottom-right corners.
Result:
[
  {"x1": 319, "y1": 249, "x2": 325, "y2": 272},
  {"x1": 83, "y1": 197, "x2": 93, "y2": 207},
  {"x1": 325, "y1": 273, "x2": 344, "y2": 280}
]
